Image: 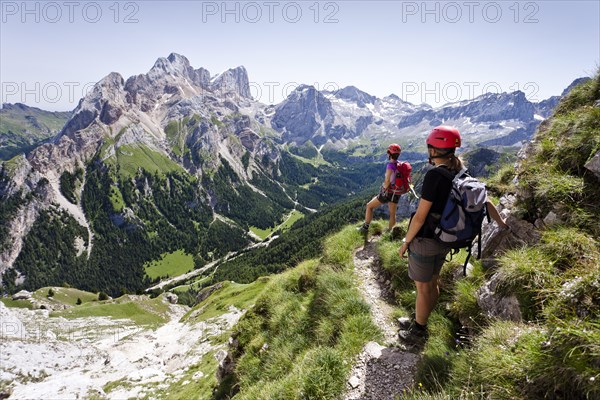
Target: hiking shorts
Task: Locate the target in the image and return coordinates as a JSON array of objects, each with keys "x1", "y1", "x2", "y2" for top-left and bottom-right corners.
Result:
[
  {"x1": 377, "y1": 191, "x2": 401, "y2": 204},
  {"x1": 408, "y1": 238, "x2": 450, "y2": 282}
]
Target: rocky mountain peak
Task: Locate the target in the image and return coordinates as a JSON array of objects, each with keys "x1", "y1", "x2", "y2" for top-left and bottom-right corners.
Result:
[
  {"x1": 149, "y1": 53, "x2": 194, "y2": 81},
  {"x1": 167, "y1": 52, "x2": 192, "y2": 69},
  {"x1": 333, "y1": 86, "x2": 377, "y2": 107},
  {"x1": 210, "y1": 66, "x2": 251, "y2": 99},
  {"x1": 271, "y1": 85, "x2": 335, "y2": 144},
  {"x1": 57, "y1": 72, "x2": 127, "y2": 138}
]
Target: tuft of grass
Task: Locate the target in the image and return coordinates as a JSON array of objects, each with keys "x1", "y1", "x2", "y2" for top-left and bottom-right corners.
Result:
[
  {"x1": 533, "y1": 170, "x2": 585, "y2": 205},
  {"x1": 446, "y1": 321, "x2": 545, "y2": 399},
  {"x1": 554, "y1": 74, "x2": 600, "y2": 115},
  {"x1": 416, "y1": 311, "x2": 457, "y2": 389},
  {"x1": 543, "y1": 263, "x2": 600, "y2": 321},
  {"x1": 322, "y1": 225, "x2": 364, "y2": 267},
  {"x1": 524, "y1": 319, "x2": 600, "y2": 400},
  {"x1": 495, "y1": 247, "x2": 559, "y2": 321},
  {"x1": 448, "y1": 263, "x2": 487, "y2": 333},
  {"x1": 540, "y1": 226, "x2": 599, "y2": 270},
  {"x1": 517, "y1": 73, "x2": 600, "y2": 235},
  {"x1": 485, "y1": 159, "x2": 517, "y2": 195},
  {"x1": 301, "y1": 347, "x2": 348, "y2": 399}
]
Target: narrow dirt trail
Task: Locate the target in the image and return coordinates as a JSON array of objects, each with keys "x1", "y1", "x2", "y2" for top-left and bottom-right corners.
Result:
[{"x1": 344, "y1": 236, "x2": 420, "y2": 400}]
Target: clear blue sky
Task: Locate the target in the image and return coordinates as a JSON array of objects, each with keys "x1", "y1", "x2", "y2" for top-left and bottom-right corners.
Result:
[{"x1": 1, "y1": 0, "x2": 598, "y2": 111}]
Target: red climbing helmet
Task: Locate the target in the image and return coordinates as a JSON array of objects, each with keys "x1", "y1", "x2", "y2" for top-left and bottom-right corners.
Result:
[
  {"x1": 387, "y1": 143, "x2": 402, "y2": 155},
  {"x1": 426, "y1": 126, "x2": 461, "y2": 149}
]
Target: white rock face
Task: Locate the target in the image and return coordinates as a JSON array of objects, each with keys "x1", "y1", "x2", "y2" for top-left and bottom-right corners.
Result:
[
  {"x1": 0, "y1": 301, "x2": 28, "y2": 339},
  {"x1": 0, "y1": 200, "x2": 40, "y2": 275},
  {"x1": 1, "y1": 298, "x2": 245, "y2": 399}
]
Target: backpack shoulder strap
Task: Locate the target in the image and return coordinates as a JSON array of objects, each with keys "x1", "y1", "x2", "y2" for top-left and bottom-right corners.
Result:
[
  {"x1": 453, "y1": 166, "x2": 468, "y2": 181},
  {"x1": 434, "y1": 165, "x2": 455, "y2": 181}
]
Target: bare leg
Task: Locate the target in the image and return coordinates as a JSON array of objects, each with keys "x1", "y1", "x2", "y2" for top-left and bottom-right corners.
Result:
[
  {"x1": 364, "y1": 196, "x2": 383, "y2": 225},
  {"x1": 414, "y1": 275, "x2": 440, "y2": 326},
  {"x1": 387, "y1": 201, "x2": 397, "y2": 230}
]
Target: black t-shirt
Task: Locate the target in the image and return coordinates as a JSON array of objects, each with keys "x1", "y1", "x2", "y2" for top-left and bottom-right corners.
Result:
[{"x1": 417, "y1": 166, "x2": 455, "y2": 238}]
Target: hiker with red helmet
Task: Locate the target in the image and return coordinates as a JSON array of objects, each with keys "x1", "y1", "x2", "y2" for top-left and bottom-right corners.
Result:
[
  {"x1": 357, "y1": 143, "x2": 408, "y2": 233},
  {"x1": 396, "y1": 126, "x2": 508, "y2": 345}
]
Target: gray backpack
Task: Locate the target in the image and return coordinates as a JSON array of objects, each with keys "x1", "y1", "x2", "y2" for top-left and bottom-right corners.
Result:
[{"x1": 434, "y1": 167, "x2": 489, "y2": 275}]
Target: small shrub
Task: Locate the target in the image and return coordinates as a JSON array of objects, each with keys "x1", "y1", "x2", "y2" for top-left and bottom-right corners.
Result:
[
  {"x1": 76, "y1": 297, "x2": 82, "y2": 305},
  {"x1": 98, "y1": 292, "x2": 109, "y2": 301},
  {"x1": 47, "y1": 288, "x2": 55, "y2": 298}
]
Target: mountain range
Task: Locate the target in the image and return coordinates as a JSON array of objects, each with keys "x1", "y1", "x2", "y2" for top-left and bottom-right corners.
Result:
[{"x1": 0, "y1": 52, "x2": 587, "y2": 296}]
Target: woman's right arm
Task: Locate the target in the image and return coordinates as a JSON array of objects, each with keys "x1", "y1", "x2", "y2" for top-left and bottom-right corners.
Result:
[{"x1": 486, "y1": 201, "x2": 509, "y2": 230}]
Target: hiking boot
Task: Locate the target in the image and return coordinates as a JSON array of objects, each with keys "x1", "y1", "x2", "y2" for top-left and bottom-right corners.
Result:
[
  {"x1": 397, "y1": 315, "x2": 414, "y2": 330},
  {"x1": 357, "y1": 223, "x2": 369, "y2": 234},
  {"x1": 398, "y1": 321, "x2": 428, "y2": 346}
]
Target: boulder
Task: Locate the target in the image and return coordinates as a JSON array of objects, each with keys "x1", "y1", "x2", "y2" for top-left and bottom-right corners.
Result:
[
  {"x1": 476, "y1": 273, "x2": 522, "y2": 322},
  {"x1": 215, "y1": 349, "x2": 235, "y2": 383},
  {"x1": 364, "y1": 341, "x2": 386, "y2": 359},
  {"x1": 478, "y1": 213, "x2": 540, "y2": 261},
  {"x1": 348, "y1": 375, "x2": 361, "y2": 389},
  {"x1": 165, "y1": 292, "x2": 178, "y2": 304},
  {"x1": 196, "y1": 283, "x2": 223, "y2": 303},
  {"x1": 584, "y1": 150, "x2": 600, "y2": 180},
  {"x1": 542, "y1": 211, "x2": 563, "y2": 227},
  {"x1": 11, "y1": 290, "x2": 32, "y2": 300}
]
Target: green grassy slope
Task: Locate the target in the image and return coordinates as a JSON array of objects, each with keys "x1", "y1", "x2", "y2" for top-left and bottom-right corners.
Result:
[
  {"x1": 216, "y1": 225, "x2": 381, "y2": 399},
  {"x1": 0, "y1": 103, "x2": 71, "y2": 160}
]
